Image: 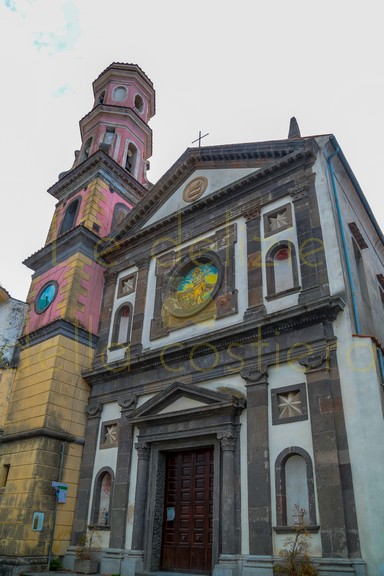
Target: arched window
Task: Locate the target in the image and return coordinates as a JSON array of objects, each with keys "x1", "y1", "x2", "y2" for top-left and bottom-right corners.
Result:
[
  {"x1": 134, "y1": 94, "x2": 144, "y2": 113},
  {"x1": 275, "y1": 447, "x2": 316, "y2": 527},
  {"x1": 111, "y1": 303, "x2": 132, "y2": 346},
  {"x1": 266, "y1": 241, "x2": 299, "y2": 299},
  {"x1": 98, "y1": 91, "x2": 105, "y2": 104},
  {"x1": 112, "y1": 202, "x2": 130, "y2": 230},
  {"x1": 60, "y1": 197, "x2": 81, "y2": 235},
  {"x1": 91, "y1": 468, "x2": 114, "y2": 527},
  {"x1": 125, "y1": 143, "x2": 138, "y2": 176}
]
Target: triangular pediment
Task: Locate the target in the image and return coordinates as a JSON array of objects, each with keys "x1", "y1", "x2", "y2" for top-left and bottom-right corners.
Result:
[
  {"x1": 129, "y1": 381, "x2": 244, "y2": 423},
  {"x1": 104, "y1": 138, "x2": 311, "y2": 248}
]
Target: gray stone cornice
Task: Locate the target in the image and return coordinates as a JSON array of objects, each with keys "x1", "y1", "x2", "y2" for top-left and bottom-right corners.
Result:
[
  {"x1": 18, "y1": 317, "x2": 98, "y2": 349},
  {"x1": 0, "y1": 426, "x2": 84, "y2": 445},
  {"x1": 23, "y1": 224, "x2": 102, "y2": 273},
  {"x1": 47, "y1": 149, "x2": 147, "y2": 203},
  {"x1": 83, "y1": 293, "x2": 345, "y2": 385}
]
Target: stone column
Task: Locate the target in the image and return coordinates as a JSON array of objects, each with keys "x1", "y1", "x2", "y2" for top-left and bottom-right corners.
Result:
[
  {"x1": 289, "y1": 179, "x2": 329, "y2": 305},
  {"x1": 243, "y1": 203, "x2": 266, "y2": 321},
  {"x1": 131, "y1": 441, "x2": 151, "y2": 550},
  {"x1": 300, "y1": 348, "x2": 360, "y2": 557},
  {"x1": 217, "y1": 429, "x2": 237, "y2": 554},
  {"x1": 241, "y1": 367, "x2": 272, "y2": 555},
  {"x1": 109, "y1": 395, "x2": 137, "y2": 549},
  {"x1": 71, "y1": 403, "x2": 102, "y2": 544}
]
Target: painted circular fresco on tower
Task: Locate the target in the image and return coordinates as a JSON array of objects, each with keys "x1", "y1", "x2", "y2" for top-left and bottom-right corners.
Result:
[{"x1": 35, "y1": 281, "x2": 58, "y2": 314}]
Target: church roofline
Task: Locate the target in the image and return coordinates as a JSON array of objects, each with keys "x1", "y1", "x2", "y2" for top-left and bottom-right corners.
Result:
[
  {"x1": 329, "y1": 135, "x2": 384, "y2": 247},
  {"x1": 103, "y1": 139, "x2": 318, "y2": 251}
]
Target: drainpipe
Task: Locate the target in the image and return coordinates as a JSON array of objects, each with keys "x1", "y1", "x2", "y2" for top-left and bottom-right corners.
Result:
[
  {"x1": 47, "y1": 442, "x2": 66, "y2": 571},
  {"x1": 326, "y1": 147, "x2": 361, "y2": 334}
]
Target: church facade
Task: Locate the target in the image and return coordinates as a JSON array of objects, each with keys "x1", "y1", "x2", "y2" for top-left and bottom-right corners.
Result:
[{"x1": 0, "y1": 63, "x2": 383, "y2": 576}]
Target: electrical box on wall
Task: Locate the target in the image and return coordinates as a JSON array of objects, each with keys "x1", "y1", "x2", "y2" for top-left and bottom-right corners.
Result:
[{"x1": 32, "y1": 512, "x2": 44, "y2": 531}]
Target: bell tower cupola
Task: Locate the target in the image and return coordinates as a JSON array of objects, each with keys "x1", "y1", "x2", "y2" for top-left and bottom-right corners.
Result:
[{"x1": 75, "y1": 62, "x2": 155, "y2": 187}]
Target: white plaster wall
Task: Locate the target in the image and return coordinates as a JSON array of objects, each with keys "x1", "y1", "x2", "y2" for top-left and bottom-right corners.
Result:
[
  {"x1": 268, "y1": 362, "x2": 322, "y2": 556},
  {"x1": 144, "y1": 168, "x2": 257, "y2": 228},
  {"x1": 312, "y1": 152, "x2": 345, "y2": 296},
  {"x1": 88, "y1": 402, "x2": 120, "y2": 547},
  {"x1": 0, "y1": 297, "x2": 27, "y2": 364},
  {"x1": 141, "y1": 218, "x2": 248, "y2": 350},
  {"x1": 333, "y1": 314, "x2": 384, "y2": 576},
  {"x1": 107, "y1": 266, "x2": 138, "y2": 363}
]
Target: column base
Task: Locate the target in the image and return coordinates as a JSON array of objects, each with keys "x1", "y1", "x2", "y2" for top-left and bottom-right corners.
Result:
[{"x1": 121, "y1": 550, "x2": 144, "y2": 576}]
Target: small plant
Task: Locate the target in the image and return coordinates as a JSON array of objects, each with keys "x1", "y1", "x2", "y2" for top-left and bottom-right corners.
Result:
[
  {"x1": 273, "y1": 505, "x2": 318, "y2": 576},
  {"x1": 75, "y1": 529, "x2": 100, "y2": 560},
  {"x1": 74, "y1": 529, "x2": 101, "y2": 574},
  {"x1": 49, "y1": 556, "x2": 63, "y2": 571}
]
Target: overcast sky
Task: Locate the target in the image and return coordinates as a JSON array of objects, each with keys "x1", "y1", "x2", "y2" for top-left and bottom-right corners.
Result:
[{"x1": 1, "y1": 0, "x2": 383, "y2": 302}]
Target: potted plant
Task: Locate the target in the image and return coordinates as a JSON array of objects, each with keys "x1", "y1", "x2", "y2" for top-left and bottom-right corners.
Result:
[
  {"x1": 273, "y1": 505, "x2": 318, "y2": 576},
  {"x1": 74, "y1": 529, "x2": 100, "y2": 574}
]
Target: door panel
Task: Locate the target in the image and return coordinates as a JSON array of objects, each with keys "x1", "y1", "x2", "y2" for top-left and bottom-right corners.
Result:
[{"x1": 161, "y1": 448, "x2": 213, "y2": 574}]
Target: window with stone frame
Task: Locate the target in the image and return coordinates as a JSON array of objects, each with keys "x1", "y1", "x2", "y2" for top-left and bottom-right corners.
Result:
[
  {"x1": 100, "y1": 420, "x2": 119, "y2": 449},
  {"x1": 110, "y1": 303, "x2": 132, "y2": 348},
  {"x1": 265, "y1": 241, "x2": 300, "y2": 300},
  {"x1": 274, "y1": 447, "x2": 317, "y2": 531},
  {"x1": 263, "y1": 203, "x2": 293, "y2": 237},
  {"x1": 271, "y1": 383, "x2": 308, "y2": 425},
  {"x1": 91, "y1": 467, "x2": 115, "y2": 528}
]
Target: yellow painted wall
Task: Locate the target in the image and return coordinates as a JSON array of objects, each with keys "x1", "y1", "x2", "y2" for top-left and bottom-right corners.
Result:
[
  {"x1": 0, "y1": 335, "x2": 94, "y2": 557},
  {"x1": 0, "y1": 369, "x2": 15, "y2": 431}
]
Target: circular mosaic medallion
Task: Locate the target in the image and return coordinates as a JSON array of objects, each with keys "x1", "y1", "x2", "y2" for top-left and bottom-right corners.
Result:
[
  {"x1": 182, "y1": 177, "x2": 208, "y2": 203},
  {"x1": 163, "y1": 257, "x2": 221, "y2": 318}
]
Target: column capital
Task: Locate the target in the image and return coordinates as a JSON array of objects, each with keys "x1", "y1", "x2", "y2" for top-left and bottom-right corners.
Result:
[
  {"x1": 289, "y1": 176, "x2": 310, "y2": 201},
  {"x1": 86, "y1": 403, "x2": 102, "y2": 418},
  {"x1": 241, "y1": 365, "x2": 268, "y2": 386},
  {"x1": 298, "y1": 351, "x2": 328, "y2": 372},
  {"x1": 243, "y1": 201, "x2": 261, "y2": 221},
  {"x1": 135, "y1": 441, "x2": 150, "y2": 460},
  {"x1": 217, "y1": 429, "x2": 236, "y2": 451},
  {"x1": 118, "y1": 394, "x2": 137, "y2": 414}
]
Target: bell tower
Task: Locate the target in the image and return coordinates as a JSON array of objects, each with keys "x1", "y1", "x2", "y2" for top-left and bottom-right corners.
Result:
[
  {"x1": 0, "y1": 63, "x2": 155, "y2": 572},
  {"x1": 75, "y1": 62, "x2": 155, "y2": 186}
]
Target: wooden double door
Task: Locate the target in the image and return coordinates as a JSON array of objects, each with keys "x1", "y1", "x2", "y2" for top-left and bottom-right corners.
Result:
[{"x1": 161, "y1": 448, "x2": 213, "y2": 574}]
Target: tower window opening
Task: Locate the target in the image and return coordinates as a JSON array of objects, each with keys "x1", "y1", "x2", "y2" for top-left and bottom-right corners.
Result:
[
  {"x1": 98, "y1": 91, "x2": 105, "y2": 104},
  {"x1": 134, "y1": 94, "x2": 144, "y2": 112},
  {"x1": 60, "y1": 197, "x2": 81, "y2": 235},
  {"x1": 113, "y1": 86, "x2": 127, "y2": 102},
  {"x1": 60, "y1": 198, "x2": 80, "y2": 234},
  {"x1": 103, "y1": 127, "x2": 115, "y2": 145},
  {"x1": 125, "y1": 143, "x2": 138, "y2": 176},
  {"x1": 82, "y1": 138, "x2": 92, "y2": 161}
]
